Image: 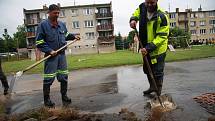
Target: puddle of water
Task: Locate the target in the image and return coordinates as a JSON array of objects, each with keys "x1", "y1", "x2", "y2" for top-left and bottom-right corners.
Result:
[
  {"x1": 4, "y1": 59, "x2": 215, "y2": 121},
  {"x1": 70, "y1": 81, "x2": 118, "y2": 97},
  {"x1": 117, "y1": 66, "x2": 148, "y2": 96}
]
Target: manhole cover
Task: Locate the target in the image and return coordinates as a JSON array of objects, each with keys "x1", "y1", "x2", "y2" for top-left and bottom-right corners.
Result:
[{"x1": 193, "y1": 93, "x2": 215, "y2": 115}]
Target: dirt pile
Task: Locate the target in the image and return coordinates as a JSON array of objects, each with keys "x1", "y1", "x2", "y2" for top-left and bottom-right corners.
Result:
[{"x1": 0, "y1": 107, "x2": 141, "y2": 121}]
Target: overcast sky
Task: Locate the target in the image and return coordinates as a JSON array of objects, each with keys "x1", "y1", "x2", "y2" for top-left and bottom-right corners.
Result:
[{"x1": 0, "y1": 0, "x2": 214, "y2": 37}]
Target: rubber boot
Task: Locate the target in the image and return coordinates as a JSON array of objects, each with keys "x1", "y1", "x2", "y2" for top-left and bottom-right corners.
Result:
[
  {"x1": 61, "y1": 81, "x2": 71, "y2": 104},
  {"x1": 4, "y1": 87, "x2": 8, "y2": 95},
  {"x1": 43, "y1": 84, "x2": 55, "y2": 108},
  {"x1": 1, "y1": 79, "x2": 9, "y2": 95},
  {"x1": 156, "y1": 80, "x2": 163, "y2": 96},
  {"x1": 143, "y1": 75, "x2": 156, "y2": 95}
]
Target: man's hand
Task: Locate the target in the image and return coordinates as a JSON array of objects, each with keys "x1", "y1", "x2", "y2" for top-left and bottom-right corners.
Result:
[
  {"x1": 50, "y1": 50, "x2": 57, "y2": 56},
  {"x1": 75, "y1": 35, "x2": 81, "y2": 40},
  {"x1": 141, "y1": 48, "x2": 147, "y2": 56},
  {"x1": 130, "y1": 20, "x2": 137, "y2": 29}
]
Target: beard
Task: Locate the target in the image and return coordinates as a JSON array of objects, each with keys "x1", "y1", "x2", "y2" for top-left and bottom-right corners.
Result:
[
  {"x1": 53, "y1": 16, "x2": 58, "y2": 20},
  {"x1": 147, "y1": 6, "x2": 156, "y2": 13}
]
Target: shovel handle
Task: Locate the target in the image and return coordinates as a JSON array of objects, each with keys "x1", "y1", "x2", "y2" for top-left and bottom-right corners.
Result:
[
  {"x1": 23, "y1": 39, "x2": 78, "y2": 73},
  {"x1": 134, "y1": 28, "x2": 159, "y2": 91},
  {"x1": 134, "y1": 28, "x2": 165, "y2": 107}
]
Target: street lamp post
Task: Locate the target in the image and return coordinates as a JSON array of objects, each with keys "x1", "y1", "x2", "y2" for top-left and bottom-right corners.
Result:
[{"x1": 3, "y1": 29, "x2": 9, "y2": 61}]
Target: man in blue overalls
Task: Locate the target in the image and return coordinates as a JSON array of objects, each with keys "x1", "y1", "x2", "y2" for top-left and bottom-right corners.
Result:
[{"x1": 36, "y1": 4, "x2": 79, "y2": 107}]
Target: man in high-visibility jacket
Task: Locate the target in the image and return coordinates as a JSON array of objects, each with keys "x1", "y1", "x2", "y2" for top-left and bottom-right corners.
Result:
[
  {"x1": 129, "y1": 0, "x2": 170, "y2": 96},
  {"x1": 36, "y1": 4, "x2": 80, "y2": 107}
]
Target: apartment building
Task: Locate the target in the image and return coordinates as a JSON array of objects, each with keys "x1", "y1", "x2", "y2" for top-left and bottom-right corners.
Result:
[
  {"x1": 169, "y1": 6, "x2": 215, "y2": 45},
  {"x1": 23, "y1": 2, "x2": 115, "y2": 59}
]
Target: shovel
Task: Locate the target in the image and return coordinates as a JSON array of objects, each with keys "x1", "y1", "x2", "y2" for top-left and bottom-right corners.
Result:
[
  {"x1": 134, "y1": 28, "x2": 176, "y2": 110},
  {"x1": 8, "y1": 39, "x2": 78, "y2": 93}
]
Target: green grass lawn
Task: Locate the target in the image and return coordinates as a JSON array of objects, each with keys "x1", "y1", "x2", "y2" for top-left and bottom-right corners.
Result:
[{"x1": 2, "y1": 45, "x2": 215, "y2": 75}]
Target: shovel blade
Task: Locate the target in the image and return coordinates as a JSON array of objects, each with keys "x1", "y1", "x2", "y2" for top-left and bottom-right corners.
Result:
[
  {"x1": 147, "y1": 94, "x2": 177, "y2": 111},
  {"x1": 8, "y1": 71, "x2": 23, "y2": 93}
]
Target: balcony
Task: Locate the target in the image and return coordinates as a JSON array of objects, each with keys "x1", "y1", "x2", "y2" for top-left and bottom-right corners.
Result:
[
  {"x1": 24, "y1": 18, "x2": 41, "y2": 25},
  {"x1": 178, "y1": 17, "x2": 188, "y2": 23},
  {"x1": 26, "y1": 32, "x2": 36, "y2": 38},
  {"x1": 96, "y1": 12, "x2": 113, "y2": 19},
  {"x1": 97, "y1": 36, "x2": 115, "y2": 45},
  {"x1": 97, "y1": 24, "x2": 114, "y2": 31}
]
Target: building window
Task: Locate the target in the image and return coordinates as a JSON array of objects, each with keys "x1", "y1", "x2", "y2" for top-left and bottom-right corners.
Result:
[
  {"x1": 92, "y1": 45, "x2": 95, "y2": 48},
  {"x1": 72, "y1": 21, "x2": 80, "y2": 29},
  {"x1": 100, "y1": 20, "x2": 109, "y2": 25},
  {"x1": 190, "y1": 30, "x2": 196, "y2": 35},
  {"x1": 210, "y1": 28, "x2": 215, "y2": 34},
  {"x1": 209, "y1": 20, "x2": 215, "y2": 25},
  {"x1": 200, "y1": 29, "x2": 206, "y2": 34},
  {"x1": 200, "y1": 21, "x2": 206, "y2": 26},
  {"x1": 27, "y1": 14, "x2": 39, "y2": 24},
  {"x1": 170, "y1": 22, "x2": 176, "y2": 28},
  {"x1": 71, "y1": 9, "x2": 78, "y2": 16},
  {"x1": 85, "y1": 45, "x2": 89, "y2": 48},
  {"x1": 190, "y1": 13, "x2": 195, "y2": 18},
  {"x1": 85, "y1": 32, "x2": 95, "y2": 40},
  {"x1": 84, "y1": 8, "x2": 93, "y2": 15},
  {"x1": 199, "y1": 13, "x2": 205, "y2": 18},
  {"x1": 190, "y1": 21, "x2": 196, "y2": 27},
  {"x1": 59, "y1": 10, "x2": 65, "y2": 17},
  {"x1": 99, "y1": 8, "x2": 108, "y2": 14},
  {"x1": 170, "y1": 13, "x2": 176, "y2": 19},
  {"x1": 41, "y1": 13, "x2": 48, "y2": 20},
  {"x1": 209, "y1": 11, "x2": 215, "y2": 17},
  {"x1": 84, "y1": 20, "x2": 94, "y2": 28}
]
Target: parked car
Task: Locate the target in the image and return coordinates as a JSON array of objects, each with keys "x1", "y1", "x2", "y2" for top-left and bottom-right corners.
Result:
[{"x1": 0, "y1": 53, "x2": 8, "y2": 57}]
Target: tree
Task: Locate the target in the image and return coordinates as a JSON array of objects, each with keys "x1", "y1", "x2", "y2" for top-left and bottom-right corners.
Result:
[
  {"x1": 13, "y1": 25, "x2": 27, "y2": 48},
  {"x1": 115, "y1": 32, "x2": 123, "y2": 50},
  {"x1": 2, "y1": 29, "x2": 16, "y2": 52},
  {"x1": 127, "y1": 30, "x2": 135, "y2": 44},
  {"x1": 0, "y1": 37, "x2": 5, "y2": 53},
  {"x1": 169, "y1": 27, "x2": 191, "y2": 48}
]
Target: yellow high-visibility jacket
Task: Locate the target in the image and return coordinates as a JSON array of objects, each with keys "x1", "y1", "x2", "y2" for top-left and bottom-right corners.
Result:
[{"x1": 130, "y1": 3, "x2": 170, "y2": 64}]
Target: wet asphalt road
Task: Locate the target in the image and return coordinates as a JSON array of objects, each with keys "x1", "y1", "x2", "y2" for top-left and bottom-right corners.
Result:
[{"x1": 2, "y1": 57, "x2": 215, "y2": 121}]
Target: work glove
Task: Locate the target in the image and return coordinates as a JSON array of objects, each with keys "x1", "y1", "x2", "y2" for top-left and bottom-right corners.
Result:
[{"x1": 130, "y1": 20, "x2": 137, "y2": 29}]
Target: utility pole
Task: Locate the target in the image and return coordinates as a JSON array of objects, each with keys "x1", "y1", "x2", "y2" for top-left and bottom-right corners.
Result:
[{"x1": 16, "y1": 38, "x2": 20, "y2": 60}]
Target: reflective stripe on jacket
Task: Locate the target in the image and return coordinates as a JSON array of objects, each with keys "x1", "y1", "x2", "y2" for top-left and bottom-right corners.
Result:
[
  {"x1": 130, "y1": 3, "x2": 170, "y2": 63},
  {"x1": 35, "y1": 19, "x2": 75, "y2": 54}
]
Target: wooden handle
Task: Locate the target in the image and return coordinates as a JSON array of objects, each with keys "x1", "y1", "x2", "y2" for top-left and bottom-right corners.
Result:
[
  {"x1": 134, "y1": 28, "x2": 164, "y2": 107},
  {"x1": 23, "y1": 39, "x2": 78, "y2": 73},
  {"x1": 134, "y1": 28, "x2": 158, "y2": 90}
]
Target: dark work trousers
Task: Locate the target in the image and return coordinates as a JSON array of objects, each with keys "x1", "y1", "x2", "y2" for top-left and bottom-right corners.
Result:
[
  {"x1": 143, "y1": 53, "x2": 166, "y2": 87},
  {"x1": 0, "y1": 59, "x2": 9, "y2": 90}
]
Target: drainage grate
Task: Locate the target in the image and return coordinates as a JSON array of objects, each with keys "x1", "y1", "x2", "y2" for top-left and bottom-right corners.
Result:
[{"x1": 193, "y1": 93, "x2": 215, "y2": 115}]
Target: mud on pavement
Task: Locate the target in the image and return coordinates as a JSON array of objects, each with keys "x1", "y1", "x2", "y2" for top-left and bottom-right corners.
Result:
[{"x1": 1, "y1": 58, "x2": 215, "y2": 121}]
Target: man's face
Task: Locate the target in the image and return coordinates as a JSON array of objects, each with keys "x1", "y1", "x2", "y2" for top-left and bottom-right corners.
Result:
[
  {"x1": 48, "y1": 10, "x2": 60, "y2": 20},
  {"x1": 145, "y1": 0, "x2": 158, "y2": 13}
]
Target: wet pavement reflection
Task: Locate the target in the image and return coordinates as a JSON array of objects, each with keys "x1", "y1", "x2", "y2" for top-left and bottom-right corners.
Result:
[{"x1": 2, "y1": 58, "x2": 215, "y2": 120}]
